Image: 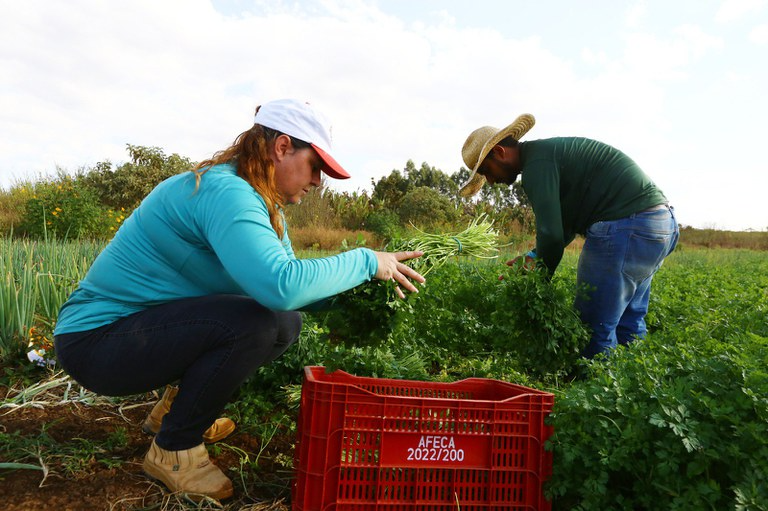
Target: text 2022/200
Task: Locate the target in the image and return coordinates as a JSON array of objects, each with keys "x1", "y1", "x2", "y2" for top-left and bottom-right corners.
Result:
[{"x1": 406, "y1": 435, "x2": 465, "y2": 462}]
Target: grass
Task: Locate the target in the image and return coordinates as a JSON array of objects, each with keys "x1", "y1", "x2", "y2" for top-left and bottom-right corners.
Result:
[
  {"x1": 0, "y1": 371, "x2": 145, "y2": 485},
  {"x1": 679, "y1": 226, "x2": 768, "y2": 250}
]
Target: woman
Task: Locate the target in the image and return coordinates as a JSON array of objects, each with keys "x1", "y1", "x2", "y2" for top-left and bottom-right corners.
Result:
[{"x1": 53, "y1": 99, "x2": 425, "y2": 501}]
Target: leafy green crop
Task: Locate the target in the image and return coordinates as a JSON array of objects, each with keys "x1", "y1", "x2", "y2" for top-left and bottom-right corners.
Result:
[
  {"x1": 4, "y1": 234, "x2": 768, "y2": 509},
  {"x1": 548, "y1": 333, "x2": 768, "y2": 510},
  {"x1": 489, "y1": 265, "x2": 589, "y2": 378}
]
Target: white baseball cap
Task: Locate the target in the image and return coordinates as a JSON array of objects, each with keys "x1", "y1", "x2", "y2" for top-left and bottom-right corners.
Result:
[{"x1": 254, "y1": 98, "x2": 350, "y2": 179}]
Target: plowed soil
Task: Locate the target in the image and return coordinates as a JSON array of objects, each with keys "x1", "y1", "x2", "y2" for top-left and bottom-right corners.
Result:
[{"x1": 0, "y1": 386, "x2": 291, "y2": 511}]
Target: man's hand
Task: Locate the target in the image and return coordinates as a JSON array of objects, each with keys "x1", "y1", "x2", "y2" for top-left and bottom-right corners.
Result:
[{"x1": 506, "y1": 250, "x2": 538, "y2": 271}]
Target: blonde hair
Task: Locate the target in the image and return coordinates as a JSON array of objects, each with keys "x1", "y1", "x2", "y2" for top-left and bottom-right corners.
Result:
[{"x1": 193, "y1": 124, "x2": 286, "y2": 239}]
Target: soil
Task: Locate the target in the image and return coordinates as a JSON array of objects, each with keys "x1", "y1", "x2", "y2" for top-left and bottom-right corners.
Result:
[{"x1": 0, "y1": 387, "x2": 292, "y2": 511}]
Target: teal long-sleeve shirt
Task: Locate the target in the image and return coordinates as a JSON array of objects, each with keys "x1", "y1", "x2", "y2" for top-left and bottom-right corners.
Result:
[
  {"x1": 54, "y1": 164, "x2": 378, "y2": 335},
  {"x1": 520, "y1": 137, "x2": 668, "y2": 273}
]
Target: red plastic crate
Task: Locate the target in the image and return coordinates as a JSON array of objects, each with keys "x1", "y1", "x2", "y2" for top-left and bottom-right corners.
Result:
[{"x1": 292, "y1": 366, "x2": 554, "y2": 511}]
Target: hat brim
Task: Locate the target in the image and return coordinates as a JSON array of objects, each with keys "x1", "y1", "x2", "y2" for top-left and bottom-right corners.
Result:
[
  {"x1": 459, "y1": 172, "x2": 486, "y2": 198},
  {"x1": 311, "y1": 143, "x2": 350, "y2": 179},
  {"x1": 459, "y1": 113, "x2": 535, "y2": 197}
]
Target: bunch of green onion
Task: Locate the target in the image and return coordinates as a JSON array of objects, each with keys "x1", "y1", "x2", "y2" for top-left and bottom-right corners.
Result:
[{"x1": 388, "y1": 214, "x2": 501, "y2": 276}]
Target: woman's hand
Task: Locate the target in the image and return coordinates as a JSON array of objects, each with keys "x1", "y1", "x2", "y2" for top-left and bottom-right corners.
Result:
[{"x1": 373, "y1": 250, "x2": 426, "y2": 299}]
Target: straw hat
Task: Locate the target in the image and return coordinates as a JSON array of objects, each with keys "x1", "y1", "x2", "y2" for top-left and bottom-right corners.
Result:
[{"x1": 458, "y1": 113, "x2": 535, "y2": 197}]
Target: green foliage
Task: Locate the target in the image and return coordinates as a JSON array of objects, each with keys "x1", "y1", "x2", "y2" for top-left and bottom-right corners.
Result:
[
  {"x1": 320, "y1": 216, "x2": 503, "y2": 354},
  {"x1": 464, "y1": 189, "x2": 535, "y2": 237},
  {"x1": 477, "y1": 181, "x2": 524, "y2": 210},
  {"x1": 548, "y1": 334, "x2": 768, "y2": 510},
  {"x1": 399, "y1": 263, "x2": 508, "y2": 373},
  {"x1": 371, "y1": 167, "x2": 409, "y2": 207},
  {"x1": 372, "y1": 160, "x2": 458, "y2": 208},
  {"x1": 0, "y1": 184, "x2": 30, "y2": 233},
  {"x1": 305, "y1": 261, "x2": 586, "y2": 385},
  {"x1": 647, "y1": 250, "x2": 768, "y2": 339},
  {"x1": 546, "y1": 250, "x2": 768, "y2": 509},
  {"x1": 330, "y1": 190, "x2": 372, "y2": 231},
  {"x1": 9, "y1": 145, "x2": 189, "y2": 240},
  {"x1": 0, "y1": 423, "x2": 130, "y2": 478},
  {"x1": 79, "y1": 144, "x2": 191, "y2": 211},
  {"x1": 0, "y1": 237, "x2": 101, "y2": 362},
  {"x1": 401, "y1": 263, "x2": 588, "y2": 381},
  {"x1": 364, "y1": 208, "x2": 402, "y2": 239},
  {"x1": 398, "y1": 186, "x2": 461, "y2": 229},
  {"x1": 239, "y1": 312, "x2": 430, "y2": 403},
  {"x1": 406, "y1": 161, "x2": 459, "y2": 196},
  {"x1": 1, "y1": 246, "x2": 35, "y2": 359},
  {"x1": 285, "y1": 184, "x2": 340, "y2": 229},
  {"x1": 322, "y1": 279, "x2": 413, "y2": 347},
  {"x1": 16, "y1": 176, "x2": 119, "y2": 239},
  {"x1": 489, "y1": 265, "x2": 589, "y2": 377}
]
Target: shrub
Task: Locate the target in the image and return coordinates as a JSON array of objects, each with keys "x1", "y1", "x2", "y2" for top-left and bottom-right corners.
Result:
[
  {"x1": 16, "y1": 176, "x2": 120, "y2": 239},
  {"x1": 284, "y1": 185, "x2": 340, "y2": 229},
  {"x1": 331, "y1": 191, "x2": 372, "y2": 231},
  {"x1": 78, "y1": 145, "x2": 191, "y2": 211},
  {"x1": 365, "y1": 209, "x2": 402, "y2": 240},
  {"x1": 0, "y1": 184, "x2": 30, "y2": 234}
]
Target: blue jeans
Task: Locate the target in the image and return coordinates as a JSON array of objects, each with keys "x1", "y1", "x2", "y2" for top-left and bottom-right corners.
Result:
[
  {"x1": 54, "y1": 294, "x2": 302, "y2": 450},
  {"x1": 575, "y1": 206, "x2": 678, "y2": 358}
]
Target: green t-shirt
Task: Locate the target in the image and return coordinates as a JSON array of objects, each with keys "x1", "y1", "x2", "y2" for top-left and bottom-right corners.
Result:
[{"x1": 520, "y1": 137, "x2": 668, "y2": 272}]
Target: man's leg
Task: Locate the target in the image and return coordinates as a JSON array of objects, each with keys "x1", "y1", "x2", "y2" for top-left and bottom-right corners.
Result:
[
  {"x1": 575, "y1": 219, "x2": 634, "y2": 358},
  {"x1": 577, "y1": 207, "x2": 678, "y2": 358}
]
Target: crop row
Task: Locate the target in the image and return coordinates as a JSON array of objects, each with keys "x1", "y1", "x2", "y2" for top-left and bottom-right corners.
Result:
[{"x1": 2, "y1": 238, "x2": 767, "y2": 508}]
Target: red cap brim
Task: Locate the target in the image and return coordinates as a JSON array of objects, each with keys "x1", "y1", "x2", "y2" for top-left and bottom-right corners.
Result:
[{"x1": 311, "y1": 143, "x2": 350, "y2": 179}]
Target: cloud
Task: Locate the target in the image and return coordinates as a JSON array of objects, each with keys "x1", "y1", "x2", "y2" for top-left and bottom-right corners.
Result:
[
  {"x1": 1, "y1": 0, "x2": 606, "y2": 191},
  {"x1": 0, "y1": 0, "x2": 765, "y2": 230},
  {"x1": 625, "y1": 1, "x2": 649, "y2": 28},
  {"x1": 715, "y1": 0, "x2": 767, "y2": 23},
  {"x1": 750, "y1": 23, "x2": 768, "y2": 43}
]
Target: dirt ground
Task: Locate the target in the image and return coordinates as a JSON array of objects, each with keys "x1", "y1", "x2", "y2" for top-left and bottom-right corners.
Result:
[{"x1": 0, "y1": 389, "x2": 292, "y2": 511}]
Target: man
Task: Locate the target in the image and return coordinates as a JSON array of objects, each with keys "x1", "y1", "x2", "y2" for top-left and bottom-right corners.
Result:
[{"x1": 459, "y1": 114, "x2": 679, "y2": 358}]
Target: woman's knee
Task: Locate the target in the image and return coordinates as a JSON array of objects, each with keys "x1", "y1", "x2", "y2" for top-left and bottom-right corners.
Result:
[
  {"x1": 277, "y1": 310, "x2": 302, "y2": 341},
  {"x1": 222, "y1": 300, "x2": 302, "y2": 360}
]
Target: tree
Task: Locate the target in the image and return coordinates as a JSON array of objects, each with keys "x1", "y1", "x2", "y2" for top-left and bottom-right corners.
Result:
[
  {"x1": 406, "y1": 161, "x2": 458, "y2": 197},
  {"x1": 371, "y1": 169, "x2": 409, "y2": 209},
  {"x1": 79, "y1": 145, "x2": 193, "y2": 211},
  {"x1": 373, "y1": 160, "x2": 459, "y2": 209},
  {"x1": 398, "y1": 186, "x2": 460, "y2": 229},
  {"x1": 449, "y1": 167, "x2": 472, "y2": 193}
]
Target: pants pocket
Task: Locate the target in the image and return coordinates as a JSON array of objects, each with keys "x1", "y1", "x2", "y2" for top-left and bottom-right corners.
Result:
[{"x1": 622, "y1": 232, "x2": 673, "y2": 282}]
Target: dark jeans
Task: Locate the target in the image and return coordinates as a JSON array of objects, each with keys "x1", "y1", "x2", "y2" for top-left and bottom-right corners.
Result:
[{"x1": 54, "y1": 294, "x2": 302, "y2": 450}]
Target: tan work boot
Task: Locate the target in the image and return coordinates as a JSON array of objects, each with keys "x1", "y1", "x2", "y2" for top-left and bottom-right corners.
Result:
[
  {"x1": 143, "y1": 439, "x2": 233, "y2": 501},
  {"x1": 142, "y1": 386, "x2": 236, "y2": 444}
]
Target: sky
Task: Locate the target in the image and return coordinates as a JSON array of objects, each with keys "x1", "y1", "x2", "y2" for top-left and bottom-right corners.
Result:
[{"x1": 1, "y1": 0, "x2": 767, "y2": 231}]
